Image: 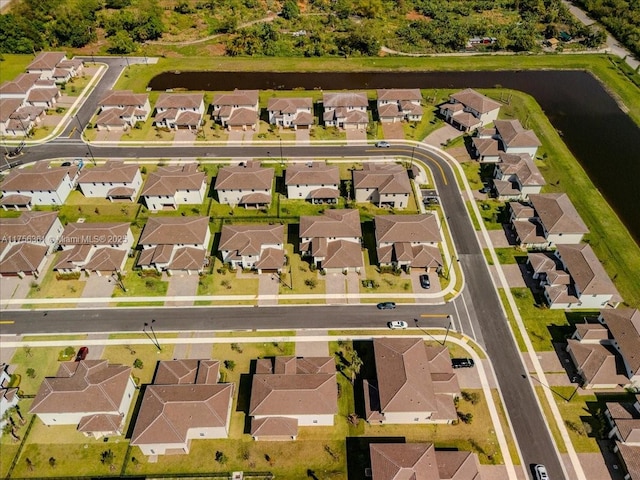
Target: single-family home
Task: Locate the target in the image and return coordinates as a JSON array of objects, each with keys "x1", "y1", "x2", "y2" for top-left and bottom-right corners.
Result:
[
  {"x1": 266, "y1": 97, "x2": 314, "y2": 130},
  {"x1": 26, "y1": 52, "x2": 67, "y2": 80},
  {"x1": 353, "y1": 163, "x2": 412, "y2": 209},
  {"x1": 527, "y1": 243, "x2": 621, "y2": 309},
  {"x1": 492, "y1": 153, "x2": 545, "y2": 200},
  {"x1": 299, "y1": 209, "x2": 363, "y2": 273},
  {"x1": 53, "y1": 58, "x2": 84, "y2": 83},
  {"x1": 322, "y1": 92, "x2": 368, "y2": 129},
  {"x1": 0, "y1": 73, "x2": 60, "y2": 109},
  {"x1": 137, "y1": 216, "x2": 211, "y2": 275},
  {"x1": 510, "y1": 193, "x2": 589, "y2": 249},
  {"x1": 95, "y1": 90, "x2": 151, "y2": 131},
  {"x1": 0, "y1": 73, "x2": 42, "y2": 100},
  {"x1": 154, "y1": 93, "x2": 205, "y2": 130},
  {"x1": 600, "y1": 309, "x2": 640, "y2": 388},
  {"x1": 0, "y1": 211, "x2": 63, "y2": 278},
  {"x1": 77, "y1": 160, "x2": 143, "y2": 202},
  {"x1": 0, "y1": 99, "x2": 46, "y2": 136},
  {"x1": 211, "y1": 89, "x2": 259, "y2": 130},
  {"x1": 614, "y1": 442, "x2": 640, "y2": 480},
  {"x1": 140, "y1": 163, "x2": 207, "y2": 211},
  {"x1": 369, "y1": 443, "x2": 481, "y2": 480},
  {"x1": 285, "y1": 162, "x2": 340, "y2": 204},
  {"x1": 130, "y1": 359, "x2": 234, "y2": 456},
  {"x1": 249, "y1": 356, "x2": 337, "y2": 441},
  {"x1": 364, "y1": 337, "x2": 460, "y2": 424},
  {"x1": 0, "y1": 364, "x2": 20, "y2": 433},
  {"x1": 30, "y1": 360, "x2": 136, "y2": 439},
  {"x1": 54, "y1": 222, "x2": 133, "y2": 275},
  {"x1": 218, "y1": 224, "x2": 285, "y2": 273},
  {"x1": 473, "y1": 119, "x2": 541, "y2": 162},
  {"x1": 605, "y1": 396, "x2": 640, "y2": 447},
  {"x1": 439, "y1": 88, "x2": 501, "y2": 132},
  {"x1": 214, "y1": 161, "x2": 274, "y2": 208},
  {"x1": 376, "y1": 89, "x2": 423, "y2": 123},
  {"x1": 0, "y1": 161, "x2": 80, "y2": 210},
  {"x1": 375, "y1": 214, "x2": 443, "y2": 271}
]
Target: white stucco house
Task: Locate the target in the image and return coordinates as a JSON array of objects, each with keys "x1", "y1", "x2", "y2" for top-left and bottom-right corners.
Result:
[
  {"x1": 95, "y1": 90, "x2": 151, "y2": 131},
  {"x1": 154, "y1": 93, "x2": 205, "y2": 130},
  {"x1": 473, "y1": 119, "x2": 541, "y2": 162},
  {"x1": 211, "y1": 89, "x2": 259, "y2": 130},
  {"x1": 439, "y1": 88, "x2": 501, "y2": 132},
  {"x1": 0, "y1": 162, "x2": 80, "y2": 210},
  {"x1": 322, "y1": 92, "x2": 368, "y2": 129},
  {"x1": 77, "y1": 160, "x2": 143, "y2": 202},
  {"x1": 376, "y1": 89, "x2": 423, "y2": 123},
  {"x1": 140, "y1": 163, "x2": 207, "y2": 211},
  {"x1": 214, "y1": 161, "x2": 274, "y2": 208},
  {"x1": 285, "y1": 162, "x2": 340, "y2": 204},
  {"x1": 353, "y1": 163, "x2": 411, "y2": 209},
  {"x1": 218, "y1": 224, "x2": 285, "y2": 273},
  {"x1": 266, "y1": 97, "x2": 314, "y2": 130},
  {"x1": 493, "y1": 152, "x2": 546, "y2": 201}
]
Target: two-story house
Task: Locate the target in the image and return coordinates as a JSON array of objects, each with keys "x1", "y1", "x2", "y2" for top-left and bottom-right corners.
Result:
[
  {"x1": 154, "y1": 93, "x2": 205, "y2": 131},
  {"x1": 218, "y1": 224, "x2": 285, "y2": 274},
  {"x1": 528, "y1": 243, "x2": 621, "y2": 309},
  {"x1": 510, "y1": 193, "x2": 589, "y2": 249},
  {"x1": 0, "y1": 211, "x2": 63, "y2": 278},
  {"x1": 353, "y1": 163, "x2": 411, "y2": 209},
  {"x1": 214, "y1": 161, "x2": 274, "y2": 208},
  {"x1": 0, "y1": 161, "x2": 80, "y2": 210},
  {"x1": 140, "y1": 163, "x2": 207, "y2": 211},
  {"x1": 473, "y1": 119, "x2": 541, "y2": 162},
  {"x1": 266, "y1": 97, "x2": 314, "y2": 130},
  {"x1": 376, "y1": 89, "x2": 423, "y2": 123},
  {"x1": 322, "y1": 92, "x2": 368, "y2": 129},
  {"x1": 95, "y1": 90, "x2": 151, "y2": 131},
  {"x1": 130, "y1": 359, "x2": 234, "y2": 455},
  {"x1": 54, "y1": 222, "x2": 133, "y2": 275},
  {"x1": 439, "y1": 88, "x2": 501, "y2": 132},
  {"x1": 364, "y1": 338, "x2": 460, "y2": 425},
  {"x1": 211, "y1": 89, "x2": 259, "y2": 130},
  {"x1": 601, "y1": 309, "x2": 640, "y2": 388},
  {"x1": 30, "y1": 360, "x2": 136, "y2": 439},
  {"x1": 604, "y1": 395, "x2": 640, "y2": 480},
  {"x1": 299, "y1": 209, "x2": 363, "y2": 273},
  {"x1": 77, "y1": 160, "x2": 143, "y2": 202},
  {"x1": 249, "y1": 356, "x2": 337, "y2": 441},
  {"x1": 493, "y1": 153, "x2": 546, "y2": 201},
  {"x1": 26, "y1": 52, "x2": 82, "y2": 83},
  {"x1": 375, "y1": 214, "x2": 443, "y2": 272},
  {"x1": 137, "y1": 216, "x2": 211, "y2": 275},
  {"x1": 285, "y1": 162, "x2": 340, "y2": 204},
  {"x1": 0, "y1": 97, "x2": 45, "y2": 137}
]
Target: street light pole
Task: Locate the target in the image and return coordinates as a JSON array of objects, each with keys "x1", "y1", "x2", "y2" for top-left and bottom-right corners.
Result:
[
  {"x1": 75, "y1": 115, "x2": 96, "y2": 165},
  {"x1": 279, "y1": 138, "x2": 284, "y2": 165},
  {"x1": 143, "y1": 319, "x2": 161, "y2": 352}
]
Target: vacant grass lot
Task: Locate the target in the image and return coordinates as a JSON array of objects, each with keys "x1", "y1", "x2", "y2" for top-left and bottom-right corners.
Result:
[{"x1": 550, "y1": 386, "x2": 600, "y2": 453}]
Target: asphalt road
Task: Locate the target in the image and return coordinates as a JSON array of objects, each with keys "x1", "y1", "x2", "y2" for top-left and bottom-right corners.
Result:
[{"x1": 0, "y1": 60, "x2": 567, "y2": 477}]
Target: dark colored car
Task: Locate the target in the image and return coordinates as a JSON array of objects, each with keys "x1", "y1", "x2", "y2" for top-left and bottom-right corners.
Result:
[
  {"x1": 61, "y1": 161, "x2": 72, "y2": 167},
  {"x1": 377, "y1": 302, "x2": 396, "y2": 310},
  {"x1": 451, "y1": 358, "x2": 475, "y2": 369},
  {"x1": 75, "y1": 346, "x2": 89, "y2": 361},
  {"x1": 419, "y1": 274, "x2": 430, "y2": 289}
]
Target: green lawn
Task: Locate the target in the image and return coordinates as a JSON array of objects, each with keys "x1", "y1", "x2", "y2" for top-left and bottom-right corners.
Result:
[
  {"x1": 549, "y1": 386, "x2": 600, "y2": 453},
  {"x1": 0, "y1": 54, "x2": 33, "y2": 83},
  {"x1": 9, "y1": 347, "x2": 70, "y2": 395},
  {"x1": 494, "y1": 247, "x2": 528, "y2": 265},
  {"x1": 111, "y1": 258, "x2": 169, "y2": 299},
  {"x1": 535, "y1": 386, "x2": 567, "y2": 453},
  {"x1": 510, "y1": 288, "x2": 568, "y2": 351},
  {"x1": 498, "y1": 288, "x2": 527, "y2": 352},
  {"x1": 101, "y1": 344, "x2": 175, "y2": 385}
]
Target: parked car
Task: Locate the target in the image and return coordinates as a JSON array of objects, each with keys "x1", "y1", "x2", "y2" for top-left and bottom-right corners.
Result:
[
  {"x1": 419, "y1": 274, "x2": 430, "y2": 289},
  {"x1": 375, "y1": 141, "x2": 390, "y2": 148},
  {"x1": 388, "y1": 320, "x2": 408, "y2": 330},
  {"x1": 61, "y1": 161, "x2": 72, "y2": 167},
  {"x1": 534, "y1": 464, "x2": 549, "y2": 480},
  {"x1": 377, "y1": 302, "x2": 396, "y2": 310},
  {"x1": 75, "y1": 346, "x2": 89, "y2": 361},
  {"x1": 451, "y1": 358, "x2": 475, "y2": 369},
  {"x1": 479, "y1": 186, "x2": 490, "y2": 194}
]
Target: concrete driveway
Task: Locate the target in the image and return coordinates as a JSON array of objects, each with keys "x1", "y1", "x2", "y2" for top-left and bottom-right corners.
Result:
[
  {"x1": 165, "y1": 273, "x2": 199, "y2": 306},
  {"x1": 410, "y1": 269, "x2": 442, "y2": 302},
  {"x1": 258, "y1": 273, "x2": 279, "y2": 306},
  {"x1": 227, "y1": 130, "x2": 243, "y2": 143},
  {"x1": 423, "y1": 124, "x2": 462, "y2": 147},
  {"x1": 346, "y1": 128, "x2": 367, "y2": 144},
  {"x1": 95, "y1": 130, "x2": 123, "y2": 142},
  {"x1": 295, "y1": 128, "x2": 310, "y2": 144},
  {"x1": 325, "y1": 273, "x2": 346, "y2": 304},
  {"x1": 82, "y1": 275, "x2": 115, "y2": 307},
  {"x1": 174, "y1": 129, "x2": 196, "y2": 144},
  {"x1": 381, "y1": 122, "x2": 405, "y2": 139},
  {"x1": 346, "y1": 272, "x2": 361, "y2": 304}
]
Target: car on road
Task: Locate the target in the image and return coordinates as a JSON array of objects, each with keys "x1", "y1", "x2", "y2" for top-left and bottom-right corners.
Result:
[
  {"x1": 375, "y1": 141, "x2": 390, "y2": 148},
  {"x1": 75, "y1": 346, "x2": 89, "y2": 361},
  {"x1": 388, "y1": 320, "x2": 408, "y2": 330},
  {"x1": 533, "y1": 464, "x2": 549, "y2": 480},
  {"x1": 451, "y1": 358, "x2": 475, "y2": 368},
  {"x1": 419, "y1": 274, "x2": 430, "y2": 289},
  {"x1": 377, "y1": 302, "x2": 396, "y2": 310},
  {"x1": 61, "y1": 161, "x2": 72, "y2": 167}
]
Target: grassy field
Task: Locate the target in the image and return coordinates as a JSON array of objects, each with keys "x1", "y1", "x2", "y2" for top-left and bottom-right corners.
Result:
[{"x1": 535, "y1": 386, "x2": 567, "y2": 453}]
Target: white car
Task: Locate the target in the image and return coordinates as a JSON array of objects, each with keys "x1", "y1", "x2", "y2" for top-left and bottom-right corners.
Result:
[
  {"x1": 388, "y1": 320, "x2": 408, "y2": 330},
  {"x1": 534, "y1": 464, "x2": 549, "y2": 480}
]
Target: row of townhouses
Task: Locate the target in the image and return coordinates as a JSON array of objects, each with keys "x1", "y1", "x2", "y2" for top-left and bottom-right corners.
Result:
[
  {"x1": 15, "y1": 337, "x2": 481, "y2": 479},
  {"x1": 0, "y1": 52, "x2": 84, "y2": 136}
]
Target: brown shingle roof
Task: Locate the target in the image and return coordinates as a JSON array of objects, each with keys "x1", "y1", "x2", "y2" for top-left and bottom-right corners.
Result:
[
  {"x1": 323, "y1": 92, "x2": 368, "y2": 108},
  {"x1": 212, "y1": 89, "x2": 258, "y2": 106},
  {"x1": 58, "y1": 222, "x2": 130, "y2": 246},
  {"x1": 322, "y1": 239, "x2": 364, "y2": 269},
  {"x1": 219, "y1": 224, "x2": 283, "y2": 256},
  {"x1": 497, "y1": 153, "x2": 546, "y2": 186},
  {"x1": 77, "y1": 413, "x2": 122, "y2": 434},
  {"x1": 0, "y1": 73, "x2": 41, "y2": 95},
  {"x1": 250, "y1": 416, "x2": 298, "y2": 437},
  {"x1": 138, "y1": 217, "x2": 209, "y2": 246},
  {"x1": 267, "y1": 97, "x2": 312, "y2": 113},
  {"x1": 528, "y1": 193, "x2": 589, "y2": 235},
  {"x1": 78, "y1": 161, "x2": 139, "y2": 184},
  {"x1": 601, "y1": 309, "x2": 640, "y2": 374},
  {"x1": 353, "y1": 163, "x2": 411, "y2": 194},
  {"x1": 494, "y1": 119, "x2": 541, "y2": 148},
  {"x1": 30, "y1": 360, "x2": 132, "y2": 415},
  {"x1": 0, "y1": 243, "x2": 48, "y2": 275},
  {"x1": 568, "y1": 340, "x2": 629, "y2": 386},
  {"x1": 27, "y1": 52, "x2": 66, "y2": 71},
  {"x1": 299, "y1": 209, "x2": 362, "y2": 239},
  {"x1": 98, "y1": 90, "x2": 148, "y2": 108},
  {"x1": 377, "y1": 89, "x2": 422, "y2": 102},
  {"x1": 449, "y1": 88, "x2": 501, "y2": 114},
  {"x1": 0, "y1": 98, "x2": 23, "y2": 122},
  {"x1": 1, "y1": 164, "x2": 77, "y2": 192},
  {"x1": 215, "y1": 163, "x2": 274, "y2": 190},
  {"x1": 140, "y1": 164, "x2": 205, "y2": 196},
  {"x1": 285, "y1": 162, "x2": 339, "y2": 186},
  {"x1": 617, "y1": 442, "x2": 640, "y2": 479},
  {"x1": 556, "y1": 243, "x2": 620, "y2": 296},
  {"x1": 155, "y1": 93, "x2": 203, "y2": 110},
  {"x1": 375, "y1": 214, "x2": 441, "y2": 244},
  {"x1": 0, "y1": 211, "x2": 59, "y2": 243}
]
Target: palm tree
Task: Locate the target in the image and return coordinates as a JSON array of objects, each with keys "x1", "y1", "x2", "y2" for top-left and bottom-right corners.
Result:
[
  {"x1": 25, "y1": 458, "x2": 34, "y2": 472},
  {"x1": 349, "y1": 351, "x2": 363, "y2": 384},
  {"x1": 13, "y1": 405, "x2": 26, "y2": 425},
  {"x1": 2, "y1": 422, "x2": 20, "y2": 442}
]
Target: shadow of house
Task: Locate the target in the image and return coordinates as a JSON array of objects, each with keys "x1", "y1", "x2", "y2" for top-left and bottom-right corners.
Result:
[
  {"x1": 346, "y1": 436, "x2": 405, "y2": 480},
  {"x1": 287, "y1": 223, "x2": 300, "y2": 255},
  {"x1": 124, "y1": 383, "x2": 149, "y2": 440},
  {"x1": 361, "y1": 220, "x2": 378, "y2": 265}
]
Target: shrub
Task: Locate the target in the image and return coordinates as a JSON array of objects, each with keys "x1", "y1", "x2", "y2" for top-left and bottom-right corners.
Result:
[
  {"x1": 133, "y1": 358, "x2": 143, "y2": 369},
  {"x1": 224, "y1": 360, "x2": 235, "y2": 371},
  {"x1": 305, "y1": 278, "x2": 317, "y2": 289}
]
